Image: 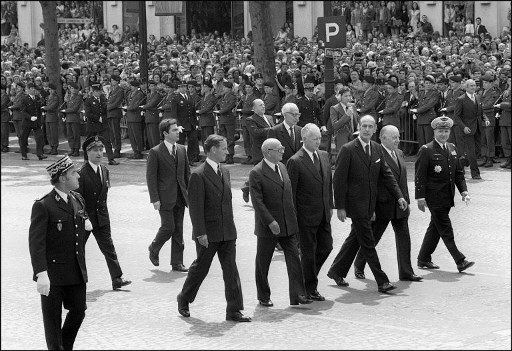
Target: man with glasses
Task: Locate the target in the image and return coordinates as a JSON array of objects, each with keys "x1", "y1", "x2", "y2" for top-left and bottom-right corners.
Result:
[{"x1": 268, "y1": 103, "x2": 303, "y2": 164}]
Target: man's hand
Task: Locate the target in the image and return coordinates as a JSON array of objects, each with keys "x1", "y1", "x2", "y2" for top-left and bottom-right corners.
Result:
[
  {"x1": 197, "y1": 234, "x2": 208, "y2": 248},
  {"x1": 337, "y1": 209, "x2": 347, "y2": 222},
  {"x1": 485, "y1": 120, "x2": 491, "y2": 127},
  {"x1": 37, "y1": 271, "x2": 50, "y2": 296},
  {"x1": 463, "y1": 127, "x2": 471, "y2": 134},
  {"x1": 99, "y1": 116, "x2": 102, "y2": 123},
  {"x1": 398, "y1": 198, "x2": 408, "y2": 211},
  {"x1": 60, "y1": 109, "x2": 66, "y2": 113},
  {"x1": 461, "y1": 191, "x2": 470, "y2": 206},
  {"x1": 417, "y1": 199, "x2": 427, "y2": 212},
  {"x1": 494, "y1": 104, "x2": 501, "y2": 108},
  {"x1": 410, "y1": 108, "x2": 417, "y2": 113},
  {"x1": 84, "y1": 219, "x2": 93, "y2": 231},
  {"x1": 269, "y1": 221, "x2": 280, "y2": 235},
  {"x1": 30, "y1": 116, "x2": 37, "y2": 121},
  {"x1": 153, "y1": 201, "x2": 161, "y2": 211}
]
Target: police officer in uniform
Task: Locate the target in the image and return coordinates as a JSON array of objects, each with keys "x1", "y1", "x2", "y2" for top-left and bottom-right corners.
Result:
[
  {"x1": 158, "y1": 81, "x2": 177, "y2": 121},
  {"x1": 125, "y1": 80, "x2": 146, "y2": 159},
  {"x1": 196, "y1": 80, "x2": 217, "y2": 152},
  {"x1": 9, "y1": 82, "x2": 26, "y2": 152},
  {"x1": 20, "y1": 82, "x2": 46, "y2": 160},
  {"x1": 217, "y1": 81, "x2": 238, "y2": 164},
  {"x1": 378, "y1": 79, "x2": 403, "y2": 128},
  {"x1": 41, "y1": 83, "x2": 60, "y2": 155},
  {"x1": 142, "y1": 80, "x2": 164, "y2": 149},
  {"x1": 0, "y1": 83, "x2": 10, "y2": 152},
  {"x1": 240, "y1": 81, "x2": 257, "y2": 164},
  {"x1": 296, "y1": 75, "x2": 323, "y2": 128},
  {"x1": 410, "y1": 75, "x2": 439, "y2": 148},
  {"x1": 358, "y1": 76, "x2": 381, "y2": 124},
  {"x1": 29, "y1": 155, "x2": 90, "y2": 350},
  {"x1": 415, "y1": 116, "x2": 475, "y2": 273},
  {"x1": 478, "y1": 75, "x2": 502, "y2": 167},
  {"x1": 106, "y1": 75, "x2": 124, "y2": 158},
  {"x1": 172, "y1": 81, "x2": 199, "y2": 165},
  {"x1": 61, "y1": 82, "x2": 83, "y2": 157},
  {"x1": 441, "y1": 75, "x2": 465, "y2": 147}
]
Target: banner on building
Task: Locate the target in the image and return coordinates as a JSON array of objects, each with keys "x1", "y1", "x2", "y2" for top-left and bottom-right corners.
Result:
[
  {"x1": 57, "y1": 18, "x2": 92, "y2": 24},
  {"x1": 154, "y1": 1, "x2": 183, "y2": 16}
]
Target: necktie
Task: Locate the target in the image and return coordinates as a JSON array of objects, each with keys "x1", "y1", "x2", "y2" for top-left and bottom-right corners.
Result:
[
  {"x1": 96, "y1": 166, "x2": 102, "y2": 183},
  {"x1": 274, "y1": 164, "x2": 280, "y2": 177},
  {"x1": 217, "y1": 165, "x2": 223, "y2": 179},
  {"x1": 365, "y1": 144, "x2": 370, "y2": 160},
  {"x1": 172, "y1": 144, "x2": 176, "y2": 158},
  {"x1": 391, "y1": 151, "x2": 398, "y2": 165},
  {"x1": 290, "y1": 126, "x2": 295, "y2": 144},
  {"x1": 313, "y1": 152, "x2": 322, "y2": 175}
]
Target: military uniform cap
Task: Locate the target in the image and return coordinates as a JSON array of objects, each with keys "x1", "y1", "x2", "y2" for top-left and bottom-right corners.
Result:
[
  {"x1": 431, "y1": 116, "x2": 454, "y2": 129},
  {"x1": 91, "y1": 83, "x2": 102, "y2": 90},
  {"x1": 449, "y1": 75, "x2": 462, "y2": 82},
  {"x1": 481, "y1": 75, "x2": 494, "y2": 82},
  {"x1": 386, "y1": 80, "x2": 398, "y2": 88},
  {"x1": 187, "y1": 81, "x2": 198, "y2": 87},
  {"x1": 304, "y1": 75, "x2": 316, "y2": 87},
  {"x1": 130, "y1": 80, "x2": 140, "y2": 87},
  {"x1": 263, "y1": 81, "x2": 274, "y2": 87},
  {"x1": 202, "y1": 80, "x2": 213, "y2": 88},
  {"x1": 245, "y1": 80, "x2": 255, "y2": 87},
  {"x1": 110, "y1": 74, "x2": 121, "y2": 82},
  {"x1": 424, "y1": 75, "x2": 435, "y2": 83},
  {"x1": 253, "y1": 73, "x2": 263, "y2": 80},
  {"x1": 177, "y1": 80, "x2": 187, "y2": 86},
  {"x1": 46, "y1": 155, "x2": 74, "y2": 179},
  {"x1": 82, "y1": 135, "x2": 106, "y2": 152},
  {"x1": 437, "y1": 77, "x2": 449, "y2": 84}
]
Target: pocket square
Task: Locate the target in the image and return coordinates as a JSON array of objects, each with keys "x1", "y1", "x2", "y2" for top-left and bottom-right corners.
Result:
[{"x1": 375, "y1": 158, "x2": 381, "y2": 163}]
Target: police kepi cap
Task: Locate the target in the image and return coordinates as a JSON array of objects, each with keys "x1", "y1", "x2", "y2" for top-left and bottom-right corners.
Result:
[
  {"x1": 46, "y1": 155, "x2": 74, "y2": 179},
  {"x1": 82, "y1": 135, "x2": 106, "y2": 152},
  {"x1": 91, "y1": 83, "x2": 102, "y2": 91},
  {"x1": 431, "y1": 116, "x2": 454, "y2": 129},
  {"x1": 424, "y1": 75, "x2": 435, "y2": 83}
]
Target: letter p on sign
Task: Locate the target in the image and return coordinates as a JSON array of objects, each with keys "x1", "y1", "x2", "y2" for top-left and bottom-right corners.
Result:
[{"x1": 317, "y1": 16, "x2": 346, "y2": 49}]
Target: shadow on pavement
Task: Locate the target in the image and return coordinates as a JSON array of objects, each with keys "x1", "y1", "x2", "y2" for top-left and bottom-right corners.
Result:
[
  {"x1": 143, "y1": 269, "x2": 188, "y2": 284},
  {"x1": 419, "y1": 269, "x2": 475, "y2": 283},
  {"x1": 181, "y1": 316, "x2": 237, "y2": 337},
  {"x1": 86, "y1": 289, "x2": 118, "y2": 302},
  {"x1": 331, "y1": 281, "x2": 396, "y2": 306}
]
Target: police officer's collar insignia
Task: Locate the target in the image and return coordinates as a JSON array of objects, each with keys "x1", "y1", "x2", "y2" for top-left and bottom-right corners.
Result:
[
  {"x1": 434, "y1": 165, "x2": 442, "y2": 173},
  {"x1": 55, "y1": 194, "x2": 60, "y2": 202},
  {"x1": 57, "y1": 220, "x2": 62, "y2": 232}
]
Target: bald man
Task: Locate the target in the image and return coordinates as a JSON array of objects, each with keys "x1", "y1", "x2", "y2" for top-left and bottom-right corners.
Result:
[
  {"x1": 353, "y1": 125, "x2": 422, "y2": 282},
  {"x1": 249, "y1": 138, "x2": 312, "y2": 307}
]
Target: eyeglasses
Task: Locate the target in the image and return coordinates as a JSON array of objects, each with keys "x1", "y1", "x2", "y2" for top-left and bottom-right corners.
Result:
[
  {"x1": 268, "y1": 147, "x2": 285, "y2": 153},
  {"x1": 286, "y1": 112, "x2": 301, "y2": 117}
]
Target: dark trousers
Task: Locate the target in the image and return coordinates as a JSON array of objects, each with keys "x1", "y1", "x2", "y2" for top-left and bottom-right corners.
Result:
[
  {"x1": 299, "y1": 215, "x2": 333, "y2": 294},
  {"x1": 255, "y1": 234, "x2": 306, "y2": 304},
  {"x1": 85, "y1": 224, "x2": 122, "y2": 280},
  {"x1": 20, "y1": 125, "x2": 44, "y2": 157},
  {"x1": 127, "y1": 121, "x2": 144, "y2": 154},
  {"x1": 354, "y1": 216, "x2": 415, "y2": 279},
  {"x1": 150, "y1": 204, "x2": 185, "y2": 265},
  {"x1": 449, "y1": 124, "x2": 464, "y2": 149},
  {"x1": 66, "y1": 122, "x2": 81, "y2": 150},
  {"x1": 416, "y1": 124, "x2": 433, "y2": 149},
  {"x1": 219, "y1": 123, "x2": 236, "y2": 156},
  {"x1": 459, "y1": 131, "x2": 480, "y2": 177},
  {"x1": 41, "y1": 283, "x2": 86, "y2": 350},
  {"x1": 328, "y1": 218, "x2": 389, "y2": 286},
  {"x1": 86, "y1": 129, "x2": 115, "y2": 161},
  {"x1": 200, "y1": 126, "x2": 215, "y2": 151},
  {"x1": 500, "y1": 126, "x2": 511, "y2": 157},
  {"x1": 180, "y1": 239, "x2": 244, "y2": 313},
  {"x1": 145, "y1": 123, "x2": 160, "y2": 149},
  {"x1": 13, "y1": 120, "x2": 24, "y2": 147},
  {"x1": 417, "y1": 207, "x2": 465, "y2": 265},
  {"x1": 178, "y1": 128, "x2": 199, "y2": 161},
  {"x1": 108, "y1": 117, "x2": 121, "y2": 151},
  {"x1": 481, "y1": 125, "x2": 496, "y2": 157},
  {"x1": 241, "y1": 124, "x2": 252, "y2": 157},
  {"x1": 46, "y1": 122, "x2": 59, "y2": 148},
  {"x1": 1, "y1": 121, "x2": 9, "y2": 148}
]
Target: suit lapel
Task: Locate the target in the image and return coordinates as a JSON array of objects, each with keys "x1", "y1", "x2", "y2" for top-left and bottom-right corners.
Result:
[
  {"x1": 262, "y1": 161, "x2": 283, "y2": 187},
  {"x1": 52, "y1": 189, "x2": 73, "y2": 214},
  {"x1": 85, "y1": 162, "x2": 103, "y2": 189},
  {"x1": 382, "y1": 147, "x2": 400, "y2": 176},
  {"x1": 205, "y1": 162, "x2": 224, "y2": 190},
  {"x1": 280, "y1": 124, "x2": 294, "y2": 150},
  {"x1": 159, "y1": 142, "x2": 176, "y2": 169},
  {"x1": 355, "y1": 139, "x2": 370, "y2": 167},
  {"x1": 299, "y1": 149, "x2": 322, "y2": 182}
]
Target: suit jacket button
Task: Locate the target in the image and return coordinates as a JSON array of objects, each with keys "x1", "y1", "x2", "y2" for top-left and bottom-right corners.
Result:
[
  {"x1": 52, "y1": 259, "x2": 56, "y2": 263},
  {"x1": 76, "y1": 251, "x2": 79, "y2": 254},
  {"x1": 75, "y1": 224, "x2": 78, "y2": 228}
]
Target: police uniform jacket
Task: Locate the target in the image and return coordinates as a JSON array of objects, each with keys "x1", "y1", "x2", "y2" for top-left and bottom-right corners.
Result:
[
  {"x1": 77, "y1": 162, "x2": 110, "y2": 229},
  {"x1": 84, "y1": 95, "x2": 108, "y2": 133},
  {"x1": 296, "y1": 95, "x2": 321, "y2": 127},
  {"x1": 415, "y1": 140, "x2": 467, "y2": 209},
  {"x1": 142, "y1": 91, "x2": 163, "y2": 124},
  {"x1": 381, "y1": 91, "x2": 403, "y2": 128},
  {"x1": 44, "y1": 91, "x2": 60, "y2": 123},
  {"x1": 126, "y1": 89, "x2": 146, "y2": 123},
  {"x1": 240, "y1": 92, "x2": 257, "y2": 127},
  {"x1": 106, "y1": 85, "x2": 124, "y2": 119},
  {"x1": 63, "y1": 93, "x2": 83, "y2": 123},
  {"x1": 453, "y1": 94, "x2": 485, "y2": 135},
  {"x1": 498, "y1": 100, "x2": 511, "y2": 127},
  {"x1": 415, "y1": 89, "x2": 439, "y2": 126},
  {"x1": 11, "y1": 92, "x2": 26, "y2": 122},
  {"x1": 444, "y1": 88, "x2": 465, "y2": 123},
  {"x1": 218, "y1": 91, "x2": 237, "y2": 125},
  {"x1": 21, "y1": 94, "x2": 42, "y2": 128},
  {"x1": 253, "y1": 86, "x2": 265, "y2": 99},
  {"x1": 359, "y1": 86, "x2": 380, "y2": 120},
  {"x1": 479, "y1": 87, "x2": 502, "y2": 127},
  {"x1": 1, "y1": 91, "x2": 11, "y2": 123},
  {"x1": 171, "y1": 92, "x2": 197, "y2": 131},
  {"x1": 197, "y1": 93, "x2": 217, "y2": 127},
  {"x1": 29, "y1": 189, "x2": 88, "y2": 285},
  {"x1": 263, "y1": 92, "x2": 280, "y2": 116},
  {"x1": 158, "y1": 93, "x2": 175, "y2": 120}
]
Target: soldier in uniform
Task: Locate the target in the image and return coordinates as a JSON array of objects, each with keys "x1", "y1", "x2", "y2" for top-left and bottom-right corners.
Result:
[
  {"x1": 441, "y1": 75, "x2": 465, "y2": 147},
  {"x1": 158, "y1": 81, "x2": 177, "y2": 121},
  {"x1": 29, "y1": 155, "x2": 90, "y2": 350},
  {"x1": 41, "y1": 83, "x2": 60, "y2": 155},
  {"x1": 263, "y1": 81, "x2": 280, "y2": 124},
  {"x1": 415, "y1": 116, "x2": 475, "y2": 273},
  {"x1": 1, "y1": 83, "x2": 12, "y2": 152},
  {"x1": 253, "y1": 73, "x2": 265, "y2": 98},
  {"x1": 125, "y1": 80, "x2": 146, "y2": 159},
  {"x1": 143, "y1": 80, "x2": 164, "y2": 149},
  {"x1": 357, "y1": 76, "x2": 380, "y2": 124},
  {"x1": 410, "y1": 75, "x2": 439, "y2": 149},
  {"x1": 478, "y1": 75, "x2": 502, "y2": 167},
  {"x1": 61, "y1": 82, "x2": 83, "y2": 157},
  {"x1": 106, "y1": 75, "x2": 124, "y2": 158},
  {"x1": 39, "y1": 78, "x2": 51, "y2": 150},
  {"x1": 240, "y1": 81, "x2": 257, "y2": 164},
  {"x1": 172, "y1": 81, "x2": 199, "y2": 165},
  {"x1": 187, "y1": 80, "x2": 201, "y2": 161},
  {"x1": 217, "y1": 81, "x2": 238, "y2": 164},
  {"x1": 296, "y1": 75, "x2": 323, "y2": 129},
  {"x1": 495, "y1": 75, "x2": 511, "y2": 169},
  {"x1": 8, "y1": 82, "x2": 26, "y2": 152},
  {"x1": 84, "y1": 84, "x2": 118, "y2": 165},
  {"x1": 77, "y1": 136, "x2": 131, "y2": 290},
  {"x1": 197, "y1": 81, "x2": 217, "y2": 153},
  {"x1": 378, "y1": 80, "x2": 403, "y2": 128},
  {"x1": 20, "y1": 82, "x2": 46, "y2": 160}
]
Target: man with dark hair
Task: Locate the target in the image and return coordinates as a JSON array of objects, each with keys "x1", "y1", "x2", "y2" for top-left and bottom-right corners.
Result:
[
  {"x1": 147, "y1": 119, "x2": 190, "y2": 272},
  {"x1": 20, "y1": 82, "x2": 46, "y2": 160},
  {"x1": 177, "y1": 134, "x2": 251, "y2": 322}
]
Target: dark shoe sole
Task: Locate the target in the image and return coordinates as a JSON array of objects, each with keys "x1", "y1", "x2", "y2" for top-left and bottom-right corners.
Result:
[
  {"x1": 458, "y1": 261, "x2": 475, "y2": 273},
  {"x1": 177, "y1": 294, "x2": 190, "y2": 317}
]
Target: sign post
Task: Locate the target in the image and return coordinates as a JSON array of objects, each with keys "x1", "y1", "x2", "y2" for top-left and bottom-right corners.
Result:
[{"x1": 317, "y1": 16, "x2": 346, "y2": 100}]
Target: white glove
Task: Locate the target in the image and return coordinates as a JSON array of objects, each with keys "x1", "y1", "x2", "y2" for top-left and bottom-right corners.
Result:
[
  {"x1": 177, "y1": 125, "x2": 184, "y2": 133},
  {"x1": 31, "y1": 116, "x2": 38, "y2": 121},
  {"x1": 37, "y1": 271, "x2": 50, "y2": 296},
  {"x1": 84, "y1": 219, "x2": 93, "y2": 231}
]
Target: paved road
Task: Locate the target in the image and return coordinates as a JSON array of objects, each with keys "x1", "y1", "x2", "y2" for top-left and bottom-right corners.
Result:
[{"x1": 1, "y1": 150, "x2": 510, "y2": 350}]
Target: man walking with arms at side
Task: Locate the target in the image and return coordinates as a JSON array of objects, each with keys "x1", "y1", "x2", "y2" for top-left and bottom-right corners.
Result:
[
  {"x1": 177, "y1": 135, "x2": 251, "y2": 322},
  {"x1": 147, "y1": 119, "x2": 190, "y2": 272}
]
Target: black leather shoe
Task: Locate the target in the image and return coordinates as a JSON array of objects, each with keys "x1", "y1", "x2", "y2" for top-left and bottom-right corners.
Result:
[
  {"x1": 112, "y1": 277, "x2": 132, "y2": 290},
  {"x1": 417, "y1": 261, "x2": 440, "y2": 269},
  {"x1": 108, "y1": 159, "x2": 120, "y2": 165},
  {"x1": 226, "y1": 311, "x2": 251, "y2": 322},
  {"x1": 242, "y1": 187, "x2": 249, "y2": 203},
  {"x1": 457, "y1": 260, "x2": 475, "y2": 273},
  {"x1": 354, "y1": 271, "x2": 365, "y2": 279},
  {"x1": 308, "y1": 290, "x2": 325, "y2": 301},
  {"x1": 400, "y1": 274, "x2": 423, "y2": 281},
  {"x1": 378, "y1": 282, "x2": 396, "y2": 293},
  {"x1": 472, "y1": 175, "x2": 482, "y2": 180},
  {"x1": 177, "y1": 293, "x2": 190, "y2": 317},
  {"x1": 290, "y1": 295, "x2": 313, "y2": 305},
  {"x1": 477, "y1": 156, "x2": 488, "y2": 167},
  {"x1": 259, "y1": 299, "x2": 273, "y2": 307},
  {"x1": 148, "y1": 245, "x2": 159, "y2": 266},
  {"x1": 327, "y1": 271, "x2": 349, "y2": 286},
  {"x1": 484, "y1": 159, "x2": 493, "y2": 167},
  {"x1": 172, "y1": 264, "x2": 189, "y2": 272}
]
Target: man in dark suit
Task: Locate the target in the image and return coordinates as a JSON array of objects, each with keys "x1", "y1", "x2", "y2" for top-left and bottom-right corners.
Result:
[
  {"x1": 474, "y1": 17, "x2": 488, "y2": 36},
  {"x1": 125, "y1": 80, "x2": 146, "y2": 159},
  {"x1": 327, "y1": 115, "x2": 408, "y2": 293},
  {"x1": 106, "y1": 75, "x2": 124, "y2": 158},
  {"x1": 250, "y1": 138, "x2": 313, "y2": 307},
  {"x1": 287, "y1": 123, "x2": 334, "y2": 301},
  {"x1": 147, "y1": 118, "x2": 190, "y2": 272},
  {"x1": 40, "y1": 83, "x2": 59, "y2": 155},
  {"x1": 177, "y1": 134, "x2": 251, "y2": 322},
  {"x1": 335, "y1": 1, "x2": 351, "y2": 24},
  {"x1": 172, "y1": 81, "x2": 199, "y2": 165},
  {"x1": 247, "y1": 99, "x2": 274, "y2": 165},
  {"x1": 84, "y1": 84, "x2": 118, "y2": 165},
  {"x1": 353, "y1": 125, "x2": 422, "y2": 282},
  {"x1": 415, "y1": 116, "x2": 474, "y2": 273},
  {"x1": 267, "y1": 102, "x2": 303, "y2": 164},
  {"x1": 20, "y1": 82, "x2": 46, "y2": 160},
  {"x1": 77, "y1": 136, "x2": 131, "y2": 290},
  {"x1": 29, "y1": 155, "x2": 89, "y2": 350},
  {"x1": 0, "y1": 84, "x2": 10, "y2": 152},
  {"x1": 453, "y1": 79, "x2": 488, "y2": 179}
]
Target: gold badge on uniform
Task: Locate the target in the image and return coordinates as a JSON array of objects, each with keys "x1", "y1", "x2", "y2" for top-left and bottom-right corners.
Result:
[
  {"x1": 57, "y1": 220, "x2": 62, "y2": 232},
  {"x1": 434, "y1": 165, "x2": 442, "y2": 173}
]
